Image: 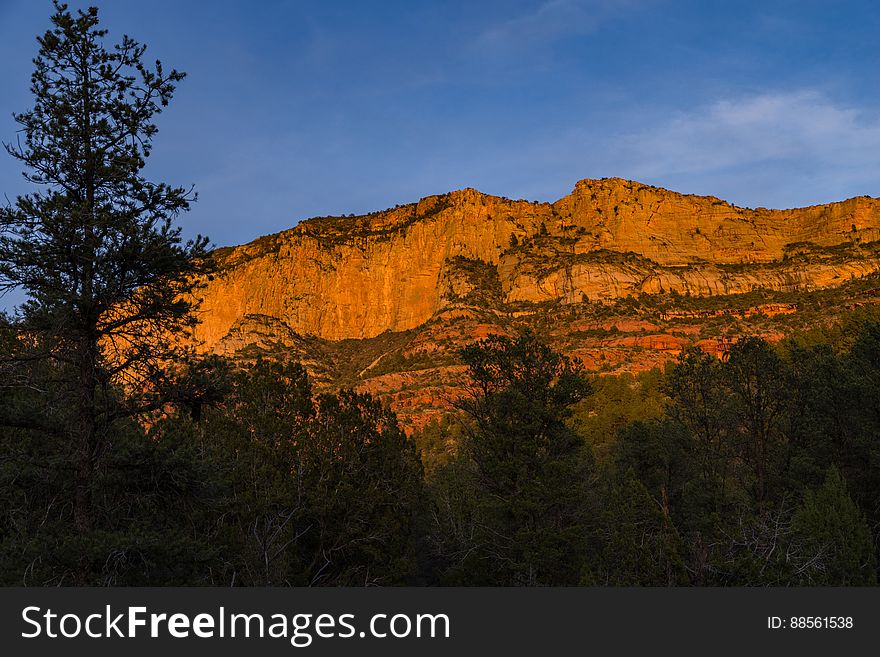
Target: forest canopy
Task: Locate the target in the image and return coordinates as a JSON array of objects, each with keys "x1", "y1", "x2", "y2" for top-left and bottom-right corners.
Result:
[{"x1": 2, "y1": 321, "x2": 879, "y2": 585}]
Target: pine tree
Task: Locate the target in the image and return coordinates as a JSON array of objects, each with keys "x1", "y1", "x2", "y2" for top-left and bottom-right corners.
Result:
[
  {"x1": 589, "y1": 471, "x2": 688, "y2": 585},
  {"x1": 723, "y1": 337, "x2": 790, "y2": 503},
  {"x1": 454, "y1": 331, "x2": 594, "y2": 585},
  {"x1": 791, "y1": 466, "x2": 876, "y2": 585},
  {"x1": 197, "y1": 360, "x2": 424, "y2": 585},
  {"x1": 0, "y1": 2, "x2": 211, "y2": 570}
]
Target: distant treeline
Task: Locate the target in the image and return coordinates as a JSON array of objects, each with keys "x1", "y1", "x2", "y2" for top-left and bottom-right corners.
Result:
[{"x1": 2, "y1": 322, "x2": 879, "y2": 586}]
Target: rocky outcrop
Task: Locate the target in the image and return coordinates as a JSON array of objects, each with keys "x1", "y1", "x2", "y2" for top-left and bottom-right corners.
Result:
[{"x1": 192, "y1": 177, "x2": 880, "y2": 348}]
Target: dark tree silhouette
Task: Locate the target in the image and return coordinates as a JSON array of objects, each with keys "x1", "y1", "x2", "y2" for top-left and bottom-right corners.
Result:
[{"x1": 0, "y1": 3, "x2": 211, "y2": 559}]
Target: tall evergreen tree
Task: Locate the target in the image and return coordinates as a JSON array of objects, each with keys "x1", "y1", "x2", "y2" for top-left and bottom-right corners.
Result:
[
  {"x1": 723, "y1": 337, "x2": 790, "y2": 503},
  {"x1": 453, "y1": 331, "x2": 594, "y2": 585},
  {"x1": 664, "y1": 347, "x2": 734, "y2": 510},
  {"x1": 0, "y1": 2, "x2": 210, "y2": 571}
]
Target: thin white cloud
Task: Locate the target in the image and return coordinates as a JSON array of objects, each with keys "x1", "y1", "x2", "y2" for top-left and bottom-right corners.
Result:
[
  {"x1": 623, "y1": 91, "x2": 875, "y2": 173},
  {"x1": 610, "y1": 90, "x2": 880, "y2": 206},
  {"x1": 475, "y1": 0, "x2": 638, "y2": 52},
  {"x1": 449, "y1": 90, "x2": 880, "y2": 210}
]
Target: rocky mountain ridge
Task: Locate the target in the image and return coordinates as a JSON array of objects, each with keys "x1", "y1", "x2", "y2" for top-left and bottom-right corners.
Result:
[{"x1": 190, "y1": 178, "x2": 880, "y2": 429}]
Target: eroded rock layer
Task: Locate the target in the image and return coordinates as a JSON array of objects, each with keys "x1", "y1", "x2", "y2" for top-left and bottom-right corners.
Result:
[
  {"x1": 196, "y1": 178, "x2": 880, "y2": 346},
  {"x1": 190, "y1": 179, "x2": 880, "y2": 429}
]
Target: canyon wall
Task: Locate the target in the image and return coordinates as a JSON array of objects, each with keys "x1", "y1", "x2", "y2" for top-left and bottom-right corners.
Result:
[{"x1": 193, "y1": 178, "x2": 880, "y2": 348}]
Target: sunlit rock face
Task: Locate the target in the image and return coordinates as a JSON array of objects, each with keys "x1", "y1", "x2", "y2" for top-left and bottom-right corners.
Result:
[
  {"x1": 193, "y1": 178, "x2": 880, "y2": 347},
  {"x1": 184, "y1": 179, "x2": 880, "y2": 431}
]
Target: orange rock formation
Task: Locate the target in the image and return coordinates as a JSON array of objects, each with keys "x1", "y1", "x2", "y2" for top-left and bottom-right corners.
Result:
[
  {"x1": 195, "y1": 178, "x2": 880, "y2": 348},
  {"x1": 187, "y1": 178, "x2": 880, "y2": 429}
]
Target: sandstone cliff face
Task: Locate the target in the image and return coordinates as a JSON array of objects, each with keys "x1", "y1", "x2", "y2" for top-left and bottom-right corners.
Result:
[
  {"x1": 196, "y1": 190, "x2": 533, "y2": 344},
  {"x1": 193, "y1": 178, "x2": 880, "y2": 350}
]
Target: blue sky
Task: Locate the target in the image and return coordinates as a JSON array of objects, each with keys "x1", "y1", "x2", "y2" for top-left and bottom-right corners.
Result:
[{"x1": 1, "y1": 0, "x2": 879, "y2": 250}]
